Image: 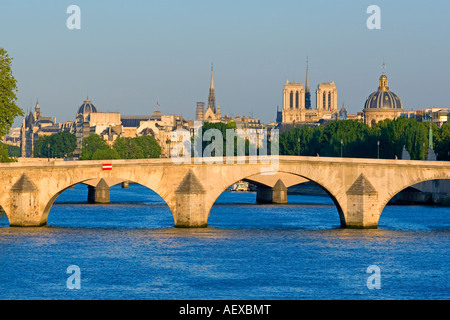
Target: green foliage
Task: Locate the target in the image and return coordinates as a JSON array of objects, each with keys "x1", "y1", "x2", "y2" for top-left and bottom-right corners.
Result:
[
  {"x1": 280, "y1": 118, "x2": 431, "y2": 160},
  {"x1": 7, "y1": 144, "x2": 20, "y2": 157},
  {"x1": 375, "y1": 118, "x2": 427, "y2": 160},
  {"x1": 113, "y1": 137, "x2": 144, "y2": 159},
  {"x1": 80, "y1": 133, "x2": 110, "y2": 160},
  {"x1": 193, "y1": 122, "x2": 256, "y2": 157},
  {"x1": 133, "y1": 135, "x2": 161, "y2": 158},
  {"x1": 34, "y1": 132, "x2": 77, "y2": 158},
  {"x1": 0, "y1": 143, "x2": 16, "y2": 162},
  {"x1": 80, "y1": 134, "x2": 162, "y2": 160},
  {"x1": 320, "y1": 120, "x2": 374, "y2": 157},
  {"x1": 435, "y1": 123, "x2": 450, "y2": 160},
  {"x1": 91, "y1": 148, "x2": 120, "y2": 160},
  {"x1": 0, "y1": 48, "x2": 23, "y2": 139}
]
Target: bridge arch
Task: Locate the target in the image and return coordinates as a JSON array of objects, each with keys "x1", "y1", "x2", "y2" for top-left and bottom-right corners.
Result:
[
  {"x1": 42, "y1": 178, "x2": 173, "y2": 227},
  {"x1": 205, "y1": 169, "x2": 346, "y2": 227},
  {"x1": 39, "y1": 173, "x2": 177, "y2": 227},
  {"x1": 379, "y1": 174, "x2": 450, "y2": 219}
]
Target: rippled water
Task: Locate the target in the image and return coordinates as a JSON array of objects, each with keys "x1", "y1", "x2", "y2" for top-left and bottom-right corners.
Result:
[{"x1": 0, "y1": 184, "x2": 448, "y2": 300}]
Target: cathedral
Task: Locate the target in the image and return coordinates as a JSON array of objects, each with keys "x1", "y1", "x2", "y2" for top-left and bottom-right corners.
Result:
[{"x1": 280, "y1": 61, "x2": 338, "y2": 125}]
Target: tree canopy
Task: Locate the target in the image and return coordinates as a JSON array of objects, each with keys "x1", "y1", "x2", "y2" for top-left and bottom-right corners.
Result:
[
  {"x1": 33, "y1": 132, "x2": 77, "y2": 158},
  {"x1": 0, "y1": 48, "x2": 23, "y2": 162},
  {"x1": 280, "y1": 118, "x2": 437, "y2": 160},
  {"x1": 80, "y1": 134, "x2": 162, "y2": 160},
  {"x1": 80, "y1": 133, "x2": 110, "y2": 160},
  {"x1": 0, "y1": 48, "x2": 23, "y2": 138}
]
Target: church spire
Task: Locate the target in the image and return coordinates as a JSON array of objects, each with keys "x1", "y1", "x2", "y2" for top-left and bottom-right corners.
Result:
[
  {"x1": 210, "y1": 63, "x2": 214, "y2": 90},
  {"x1": 208, "y1": 63, "x2": 216, "y2": 113}
]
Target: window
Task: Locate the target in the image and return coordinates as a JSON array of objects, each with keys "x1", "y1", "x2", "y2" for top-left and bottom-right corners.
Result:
[
  {"x1": 290, "y1": 92, "x2": 293, "y2": 109},
  {"x1": 328, "y1": 92, "x2": 331, "y2": 110}
]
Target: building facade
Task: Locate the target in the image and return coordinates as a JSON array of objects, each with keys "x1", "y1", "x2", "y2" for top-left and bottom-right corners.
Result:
[{"x1": 281, "y1": 63, "x2": 338, "y2": 124}]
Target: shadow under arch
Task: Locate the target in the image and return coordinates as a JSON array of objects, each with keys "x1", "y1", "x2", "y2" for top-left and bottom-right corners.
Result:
[
  {"x1": 42, "y1": 178, "x2": 173, "y2": 228},
  {"x1": 0, "y1": 204, "x2": 7, "y2": 225},
  {"x1": 379, "y1": 178, "x2": 450, "y2": 226},
  {"x1": 208, "y1": 170, "x2": 346, "y2": 228}
]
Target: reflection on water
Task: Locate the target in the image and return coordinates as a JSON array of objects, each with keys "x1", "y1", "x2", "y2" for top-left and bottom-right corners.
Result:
[{"x1": 0, "y1": 184, "x2": 448, "y2": 300}]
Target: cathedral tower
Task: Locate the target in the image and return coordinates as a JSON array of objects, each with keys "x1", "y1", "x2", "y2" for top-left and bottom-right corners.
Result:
[{"x1": 305, "y1": 58, "x2": 311, "y2": 109}]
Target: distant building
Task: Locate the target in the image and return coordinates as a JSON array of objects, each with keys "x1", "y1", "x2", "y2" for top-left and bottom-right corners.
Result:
[
  {"x1": 401, "y1": 107, "x2": 449, "y2": 127},
  {"x1": 195, "y1": 102, "x2": 205, "y2": 122},
  {"x1": 279, "y1": 61, "x2": 338, "y2": 131},
  {"x1": 20, "y1": 100, "x2": 60, "y2": 157},
  {"x1": 74, "y1": 97, "x2": 122, "y2": 155},
  {"x1": 3, "y1": 127, "x2": 21, "y2": 147},
  {"x1": 363, "y1": 71, "x2": 403, "y2": 127},
  {"x1": 339, "y1": 103, "x2": 348, "y2": 119},
  {"x1": 121, "y1": 111, "x2": 190, "y2": 158}
]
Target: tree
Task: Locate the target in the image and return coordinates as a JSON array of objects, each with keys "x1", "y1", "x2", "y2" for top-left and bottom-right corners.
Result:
[
  {"x1": 0, "y1": 143, "x2": 15, "y2": 162},
  {"x1": 193, "y1": 122, "x2": 256, "y2": 157},
  {"x1": 113, "y1": 137, "x2": 144, "y2": 159},
  {"x1": 435, "y1": 123, "x2": 450, "y2": 160},
  {"x1": 33, "y1": 132, "x2": 77, "y2": 158},
  {"x1": 134, "y1": 135, "x2": 161, "y2": 158},
  {"x1": 80, "y1": 133, "x2": 110, "y2": 160},
  {"x1": 279, "y1": 118, "x2": 430, "y2": 160},
  {"x1": 7, "y1": 144, "x2": 20, "y2": 157},
  {"x1": 0, "y1": 48, "x2": 23, "y2": 162},
  {"x1": 376, "y1": 118, "x2": 427, "y2": 160},
  {"x1": 318, "y1": 120, "x2": 373, "y2": 158},
  {"x1": 280, "y1": 125, "x2": 318, "y2": 156},
  {"x1": 33, "y1": 135, "x2": 51, "y2": 158},
  {"x1": 91, "y1": 148, "x2": 121, "y2": 160}
]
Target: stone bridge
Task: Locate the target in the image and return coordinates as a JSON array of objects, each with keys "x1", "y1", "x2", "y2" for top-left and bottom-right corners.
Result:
[{"x1": 0, "y1": 156, "x2": 449, "y2": 228}]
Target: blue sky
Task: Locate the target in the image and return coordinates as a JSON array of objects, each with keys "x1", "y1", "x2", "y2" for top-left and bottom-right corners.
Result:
[{"x1": 1, "y1": 0, "x2": 449, "y2": 126}]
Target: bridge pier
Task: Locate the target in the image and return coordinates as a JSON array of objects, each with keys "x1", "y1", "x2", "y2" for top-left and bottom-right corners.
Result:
[
  {"x1": 88, "y1": 179, "x2": 110, "y2": 204},
  {"x1": 256, "y1": 179, "x2": 287, "y2": 204},
  {"x1": 344, "y1": 174, "x2": 381, "y2": 228},
  {"x1": 9, "y1": 173, "x2": 46, "y2": 227},
  {"x1": 173, "y1": 171, "x2": 209, "y2": 227}
]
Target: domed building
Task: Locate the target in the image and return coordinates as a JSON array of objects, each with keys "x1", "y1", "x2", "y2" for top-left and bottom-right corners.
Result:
[
  {"x1": 75, "y1": 97, "x2": 99, "y2": 155},
  {"x1": 363, "y1": 71, "x2": 403, "y2": 127},
  {"x1": 77, "y1": 98, "x2": 98, "y2": 119}
]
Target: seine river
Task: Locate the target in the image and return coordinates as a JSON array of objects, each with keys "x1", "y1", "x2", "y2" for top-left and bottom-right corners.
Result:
[{"x1": 0, "y1": 183, "x2": 448, "y2": 300}]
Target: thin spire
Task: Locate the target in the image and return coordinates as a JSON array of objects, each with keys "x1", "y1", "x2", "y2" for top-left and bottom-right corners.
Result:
[
  {"x1": 305, "y1": 56, "x2": 310, "y2": 92},
  {"x1": 208, "y1": 63, "x2": 216, "y2": 113},
  {"x1": 210, "y1": 63, "x2": 214, "y2": 90}
]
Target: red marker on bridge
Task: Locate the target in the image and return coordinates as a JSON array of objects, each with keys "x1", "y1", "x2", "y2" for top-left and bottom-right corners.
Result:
[{"x1": 102, "y1": 164, "x2": 112, "y2": 170}]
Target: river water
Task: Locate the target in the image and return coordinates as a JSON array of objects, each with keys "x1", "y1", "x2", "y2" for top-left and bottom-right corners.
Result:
[{"x1": 0, "y1": 183, "x2": 448, "y2": 300}]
